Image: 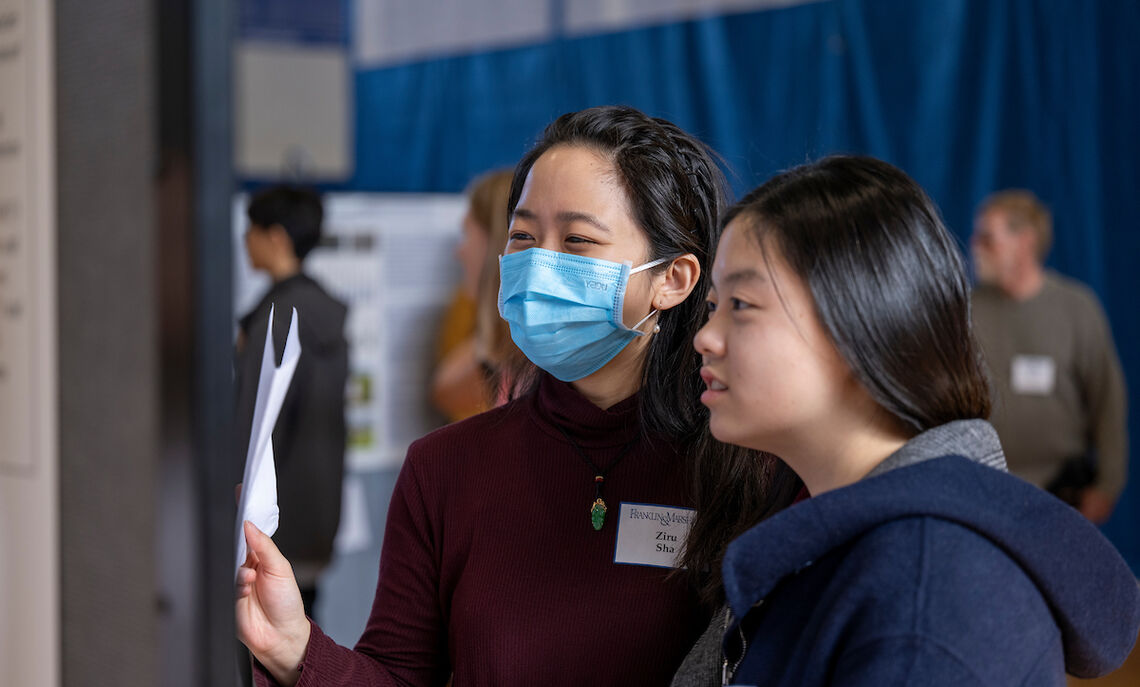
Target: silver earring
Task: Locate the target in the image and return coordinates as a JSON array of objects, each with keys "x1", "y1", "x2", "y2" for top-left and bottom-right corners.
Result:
[{"x1": 653, "y1": 323, "x2": 661, "y2": 334}]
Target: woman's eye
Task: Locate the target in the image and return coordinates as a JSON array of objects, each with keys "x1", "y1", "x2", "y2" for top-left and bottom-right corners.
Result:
[
  {"x1": 705, "y1": 300, "x2": 718, "y2": 315},
  {"x1": 508, "y1": 231, "x2": 534, "y2": 242},
  {"x1": 730, "y1": 298, "x2": 751, "y2": 311},
  {"x1": 565, "y1": 235, "x2": 596, "y2": 245}
]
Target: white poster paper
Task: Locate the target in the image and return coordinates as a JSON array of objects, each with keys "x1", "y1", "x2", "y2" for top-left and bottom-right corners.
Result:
[{"x1": 233, "y1": 193, "x2": 466, "y2": 472}]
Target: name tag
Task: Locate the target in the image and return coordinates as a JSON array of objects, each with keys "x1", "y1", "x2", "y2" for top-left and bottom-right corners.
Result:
[
  {"x1": 1011, "y1": 355, "x2": 1056, "y2": 395},
  {"x1": 613, "y1": 502, "x2": 694, "y2": 568}
]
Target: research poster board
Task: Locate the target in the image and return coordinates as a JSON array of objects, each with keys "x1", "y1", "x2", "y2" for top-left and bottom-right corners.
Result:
[
  {"x1": 233, "y1": 192, "x2": 467, "y2": 473},
  {"x1": 0, "y1": 1, "x2": 60, "y2": 685}
]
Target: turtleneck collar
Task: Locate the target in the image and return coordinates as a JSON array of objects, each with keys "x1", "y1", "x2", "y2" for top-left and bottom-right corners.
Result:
[{"x1": 528, "y1": 373, "x2": 641, "y2": 449}]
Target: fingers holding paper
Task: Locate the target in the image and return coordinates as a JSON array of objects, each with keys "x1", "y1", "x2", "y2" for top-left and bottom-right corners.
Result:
[{"x1": 236, "y1": 520, "x2": 312, "y2": 685}]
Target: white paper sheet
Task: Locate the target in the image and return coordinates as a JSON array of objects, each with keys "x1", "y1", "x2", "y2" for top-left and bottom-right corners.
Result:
[{"x1": 235, "y1": 305, "x2": 301, "y2": 579}]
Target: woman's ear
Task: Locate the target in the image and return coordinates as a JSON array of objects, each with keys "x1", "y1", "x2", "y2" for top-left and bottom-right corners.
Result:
[{"x1": 652, "y1": 254, "x2": 701, "y2": 310}]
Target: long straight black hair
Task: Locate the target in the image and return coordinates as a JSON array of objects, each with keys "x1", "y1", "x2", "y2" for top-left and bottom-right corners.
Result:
[{"x1": 503, "y1": 106, "x2": 803, "y2": 602}]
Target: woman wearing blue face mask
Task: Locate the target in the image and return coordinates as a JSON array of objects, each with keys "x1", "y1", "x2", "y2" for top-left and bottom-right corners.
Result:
[{"x1": 236, "y1": 105, "x2": 799, "y2": 687}]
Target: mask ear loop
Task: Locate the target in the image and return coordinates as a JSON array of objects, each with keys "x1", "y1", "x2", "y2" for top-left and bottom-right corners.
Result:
[
  {"x1": 629, "y1": 256, "x2": 669, "y2": 274},
  {"x1": 630, "y1": 309, "x2": 660, "y2": 334},
  {"x1": 626, "y1": 257, "x2": 671, "y2": 334}
]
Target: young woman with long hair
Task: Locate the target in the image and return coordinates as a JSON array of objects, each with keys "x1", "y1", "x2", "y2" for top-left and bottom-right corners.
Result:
[{"x1": 695, "y1": 155, "x2": 1139, "y2": 685}]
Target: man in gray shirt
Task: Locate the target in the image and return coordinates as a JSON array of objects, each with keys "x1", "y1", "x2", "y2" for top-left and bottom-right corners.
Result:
[{"x1": 970, "y1": 190, "x2": 1128, "y2": 523}]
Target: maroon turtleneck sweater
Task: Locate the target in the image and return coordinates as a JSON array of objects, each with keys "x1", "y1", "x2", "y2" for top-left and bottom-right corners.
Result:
[{"x1": 257, "y1": 374, "x2": 706, "y2": 687}]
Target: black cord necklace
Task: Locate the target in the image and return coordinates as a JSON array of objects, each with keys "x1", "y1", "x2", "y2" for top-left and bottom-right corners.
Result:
[{"x1": 555, "y1": 424, "x2": 640, "y2": 531}]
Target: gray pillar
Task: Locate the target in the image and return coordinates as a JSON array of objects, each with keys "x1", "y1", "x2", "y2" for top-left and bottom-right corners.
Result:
[
  {"x1": 55, "y1": 0, "x2": 159, "y2": 684},
  {"x1": 192, "y1": 0, "x2": 238, "y2": 684}
]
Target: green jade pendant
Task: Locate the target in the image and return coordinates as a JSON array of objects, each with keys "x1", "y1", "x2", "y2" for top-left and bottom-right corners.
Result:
[{"x1": 590, "y1": 498, "x2": 607, "y2": 531}]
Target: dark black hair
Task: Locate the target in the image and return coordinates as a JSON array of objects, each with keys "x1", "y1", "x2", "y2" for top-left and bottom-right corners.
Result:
[
  {"x1": 246, "y1": 185, "x2": 324, "y2": 260},
  {"x1": 504, "y1": 105, "x2": 802, "y2": 603},
  {"x1": 725, "y1": 154, "x2": 992, "y2": 434}
]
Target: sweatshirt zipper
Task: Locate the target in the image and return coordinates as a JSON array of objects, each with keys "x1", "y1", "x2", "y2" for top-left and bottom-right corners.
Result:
[{"x1": 722, "y1": 602, "x2": 756, "y2": 686}]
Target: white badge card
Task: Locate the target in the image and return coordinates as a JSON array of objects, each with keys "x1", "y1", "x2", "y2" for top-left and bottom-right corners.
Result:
[
  {"x1": 613, "y1": 502, "x2": 695, "y2": 568},
  {"x1": 1011, "y1": 354, "x2": 1056, "y2": 396}
]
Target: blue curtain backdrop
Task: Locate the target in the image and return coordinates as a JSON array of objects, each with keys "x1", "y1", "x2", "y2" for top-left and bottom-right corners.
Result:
[{"x1": 274, "y1": 0, "x2": 1140, "y2": 568}]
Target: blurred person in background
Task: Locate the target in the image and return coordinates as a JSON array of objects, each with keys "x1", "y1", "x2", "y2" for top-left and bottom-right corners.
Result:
[
  {"x1": 236, "y1": 185, "x2": 349, "y2": 618},
  {"x1": 236, "y1": 105, "x2": 799, "y2": 687},
  {"x1": 471, "y1": 170, "x2": 527, "y2": 404},
  {"x1": 971, "y1": 190, "x2": 1127, "y2": 523},
  {"x1": 431, "y1": 169, "x2": 516, "y2": 420}
]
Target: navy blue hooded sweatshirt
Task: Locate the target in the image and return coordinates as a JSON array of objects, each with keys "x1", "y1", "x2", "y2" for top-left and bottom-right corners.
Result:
[{"x1": 721, "y1": 430, "x2": 1140, "y2": 686}]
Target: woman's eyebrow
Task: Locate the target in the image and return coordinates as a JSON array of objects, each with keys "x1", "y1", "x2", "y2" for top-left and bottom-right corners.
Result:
[
  {"x1": 511, "y1": 208, "x2": 611, "y2": 234},
  {"x1": 556, "y1": 211, "x2": 611, "y2": 233},
  {"x1": 722, "y1": 268, "x2": 766, "y2": 286}
]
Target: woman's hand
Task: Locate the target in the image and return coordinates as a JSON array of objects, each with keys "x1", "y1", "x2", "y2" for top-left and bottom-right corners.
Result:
[{"x1": 236, "y1": 520, "x2": 312, "y2": 686}]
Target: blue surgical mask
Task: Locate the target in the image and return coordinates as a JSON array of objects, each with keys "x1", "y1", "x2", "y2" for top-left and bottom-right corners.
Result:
[{"x1": 498, "y1": 247, "x2": 667, "y2": 382}]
